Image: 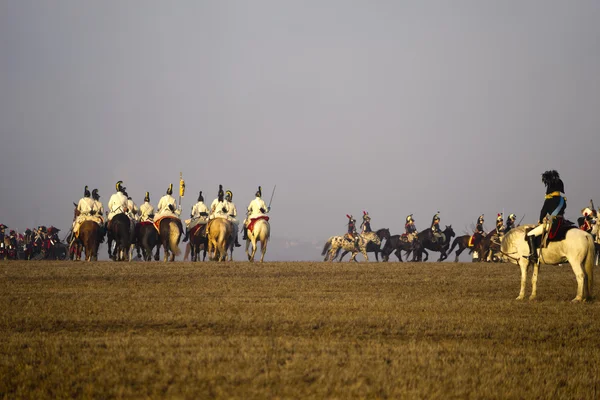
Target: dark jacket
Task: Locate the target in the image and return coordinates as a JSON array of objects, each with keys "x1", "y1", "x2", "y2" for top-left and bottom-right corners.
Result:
[{"x1": 539, "y1": 179, "x2": 566, "y2": 223}]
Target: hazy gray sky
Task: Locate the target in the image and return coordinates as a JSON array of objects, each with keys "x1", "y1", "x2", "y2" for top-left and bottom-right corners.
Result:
[{"x1": 1, "y1": 1, "x2": 599, "y2": 260}]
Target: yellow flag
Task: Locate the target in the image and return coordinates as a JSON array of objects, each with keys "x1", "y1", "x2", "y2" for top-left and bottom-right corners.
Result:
[{"x1": 179, "y1": 178, "x2": 185, "y2": 197}]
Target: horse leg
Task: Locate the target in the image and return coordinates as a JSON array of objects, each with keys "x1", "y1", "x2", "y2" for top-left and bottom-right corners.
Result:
[
  {"x1": 260, "y1": 238, "x2": 267, "y2": 263},
  {"x1": 395, "y1": 249, "x2": 403, "y2": 262},
  {"x1": 516, "y1": 258, "x2": 529, "y2": 300},
  {"x1": 455, "y1": 245, "x2": 465, "y2": 262},
  {"x1": 529, "y1": 259, "x2": 540, "y2": 301},
  {"x1": 339, "y1": 250, "x2": 349, "y2": 262},
  {"x1": 163, "y1": 242, "x2": 169, "y2": 262},
  {"x1": 569, "y1": 260, "x2": 586, "y2": 302},
  {"x1": 250, "y1": 237, "x2": 257, "y2": 262},
  {"x1": 245, "y1": 235, "x2": 251, "y2": 261}
]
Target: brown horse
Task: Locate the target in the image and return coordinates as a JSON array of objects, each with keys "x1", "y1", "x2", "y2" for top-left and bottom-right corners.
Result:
[
  {"x1": 189, "y1": 223, "x2": 208, "y2": 262},
  {"x1": 207, "y1": 218, "x2": 233, "y2": 262},
  {"x1": 76, "y1": 220, "x2": 102, "y2": 261},
  {"x1": 158, "y1": 217, "x2": 182, "y2": 262}
]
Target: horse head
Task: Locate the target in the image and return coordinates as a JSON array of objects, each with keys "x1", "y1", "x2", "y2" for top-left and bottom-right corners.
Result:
[
  {"x1": 376, "y1": 228, "x2": 391, "y2": 241},
  {"x1": 444, "y1": 225, "x2": 455, "y2": 239}
]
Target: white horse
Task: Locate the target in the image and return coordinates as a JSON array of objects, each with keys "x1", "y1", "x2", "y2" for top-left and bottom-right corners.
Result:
[
  {"x1": 500, "y1": 225, "x2": 595, "y2": 302},
  {"x1": 245, "y1": 219, "x2": 270, "y2": 262},
  {"x1": 591, "y1": 216, "x2": 600, "y2": 265},
  {"x1": 321, "y1": 233, "x2": 380, "y2": 262}
]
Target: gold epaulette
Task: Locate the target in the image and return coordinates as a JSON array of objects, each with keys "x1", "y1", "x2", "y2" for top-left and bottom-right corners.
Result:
[{"x1": 545, "y1": 191, "x2": 564, "y2": 200}]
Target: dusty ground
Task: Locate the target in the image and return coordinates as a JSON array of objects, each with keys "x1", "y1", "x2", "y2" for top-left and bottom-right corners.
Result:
[{"x1": 1, "y1": 260, "x2": 599, "y2": 399}]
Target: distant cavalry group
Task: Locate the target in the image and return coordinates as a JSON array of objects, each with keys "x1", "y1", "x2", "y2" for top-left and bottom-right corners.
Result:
[
  {"x1": 322, "y1": 170, "x2": 600, "y2": 302},
  {"x1": 0, "y1": 180, "x2": 273, "y2": 263}
]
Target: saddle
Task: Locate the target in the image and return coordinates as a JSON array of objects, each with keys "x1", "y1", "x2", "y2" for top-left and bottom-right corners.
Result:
[
  {"x1": 248, "y1": 216, "x2": 269, "y2": 234},
  {"x1": 190, "y1": 223, "x2": 206, "y2": 238},
  {"x1": 543, "y1": 217, "x2": 576, "y2": 246}
]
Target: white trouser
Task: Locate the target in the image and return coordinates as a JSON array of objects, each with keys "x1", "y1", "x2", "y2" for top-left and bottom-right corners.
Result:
[{"x1": 527, "y1": 221, "x2": 548, "y2": 237}]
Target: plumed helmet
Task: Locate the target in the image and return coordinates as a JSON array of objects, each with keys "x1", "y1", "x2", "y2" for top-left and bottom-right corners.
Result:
[
  {"x1": 198, "y1": 191, "x2": 204, "y2": 202},
  {"x1": 167, "y1": 184, "x2": 173, "y2": 195},
  {"x1": 25, "y1": 228, "x2": 31, "y2": 234},
  {"x1": 433, "y1": 213, "x2": 440, "y2": 222},
  {"x1": 0, "y1": 224, "x2": 6, "y2": 230},
  {"x1": 541, "y1": 170, "x2": 560, "y2": 186},
  {"x1": 218, "y1": 184, "x2": 224, "y2": 199},
  {"x1": 123, "y1": 191, "x2": 128, "y2": 198},
  {"x1": 84, "y1": 185, "x2": 91, "y2": 198},
  {"x1": 508, "y1": 213, "x2": 516, "y2": 220},
  {"x1": 256, "y1": 186, "x2": 262, "y2": 197},
  {"x1": 92, "y1": 189, "x2": 100, "y2": 200},
  {"x1": 478, "y1": 214, "x2": 484, "y2": 223},
  {"x1": 225, "y1": 190, "x2": 233, "y2": 201},
  {"x1": 497, "y1": 213, "x2": 503, "y2": 222},
  {"x1": 406, "y1": 214, "x2": 413, "y2": 223},
  {"x1": 116, "y1": 181, "x2": 125, "y2": 192},
  {"x1": 144, "y1": 192, "x2": 150, "y2": 202},
  {"x1": 582, "y1": 207, "x2": 593, "y2": 217},
  {"x1": 363, "y1": 211, "x2": 370, "y2": 220}
]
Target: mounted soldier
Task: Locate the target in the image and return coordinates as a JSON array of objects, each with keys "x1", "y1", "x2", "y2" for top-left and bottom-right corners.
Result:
[
  {"x1": 155, "y1": 184, "x2": 180, "y2": 219},
  {"x1": 210, "y1": 185, "x2": 228, "y2": 219},
  {"x1": 183, "y1": 191, "x2": 209, "y2": 242},
  {"x1": 344, "y1": 214, "x2": 359, "y2": 248},
  {"x1": 123, "y1": 191, "x2": 139, "y2": 222},
  {"x1": 505, "y1": 213, "x2": 516, "y2": 233},
  {"x1": 579, "y1": 207, "x2": 596, "y2": 233},
  {"x1": 526, "y1": 170, "x2": 567, "y2": 263},
  {"x1": 468, "y1": 214, "x2": 485, "y2": 248},
  {"x1": 224, "y1": 190, "x2": 241, "y2": 247},
  {"x1": 243, "y1": 186, "x2": 270, "y2": 241},
  {"x1": 431, "y1": 213, "x2": 442, "y2": 243},
  {"x1": 139, "y1": 192, "x2": 155, "y2": 222},
  {"x1": 72, "y1": 186, "x2": 94, "y2": 240},
  {"x1": 404, "y1": 214, "x2": 418, "y2": 242},
  {"x1": 107, "y1": 181, "x2": 129, "y2": 224},
  {"x1": 91, "y1": 188, "x2": 106, "y2": 241},
  {"x1": 360, "y1": 211, "x2": 372, "y2": 233},
  {"x1": 495, "y1": 213, "x2": 505, "y2": 236}
]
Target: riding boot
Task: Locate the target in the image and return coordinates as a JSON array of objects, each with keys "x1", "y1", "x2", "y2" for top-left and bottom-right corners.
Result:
[
  {"x1": 235, "y1": 235, "x2": 241, "y2": 247},
  {"x1": 526, "y1": 235, "x2": 538, "y2": 263},
  {"x1": 182, "y1": 229, "x2": 189, "y2": 242},
  {"x1": 242, "y1": 227, "x2": 248, "y2": 240}
]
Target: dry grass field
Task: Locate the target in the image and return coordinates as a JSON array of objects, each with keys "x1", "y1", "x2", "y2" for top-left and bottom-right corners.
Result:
[{"x1": 1, "y1": 260, "x2": 600, "y2": 399}]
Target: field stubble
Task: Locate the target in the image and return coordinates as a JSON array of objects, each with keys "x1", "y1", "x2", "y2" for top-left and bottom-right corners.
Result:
[{"x1": 1, "y1": 260, "x2": 599, "y2": 399}]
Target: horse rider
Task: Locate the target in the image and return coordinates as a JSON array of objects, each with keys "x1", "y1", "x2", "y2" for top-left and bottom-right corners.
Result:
[
  {"x1": 526, "y1": 170, "x2": 567, "y2": 263},
  {"x1": 243, "y1": 186, "x2": 269, "y2": 241},
  {"x1": 124, "y1": 191, "x2": 139, "y2": 222},
  {"x1": 91, "y1": 188, "x2": 106, "y2": 241},
  {"x1": 495, "y1": 213, "x2": 505, "y2": 236},
  {"x1": 431, "y1": 213, "x2": 442, "y2": 243},
  {"x1": 139, "y1": 192, "x2": 155, "y2": 222},
  {"x1": 210, "y1": 185, "x2": 227, "y2": 219},
  {"x1": 405, "y1": 214, "x2": 417, "y2": 242},
  {"x1": 224, "y1": 190, "x2": 241, "y2": 247},
  {"x1": 505, "y1": 213, "x2": 516, "y2": 233},
  {"x1": 72, "y1": 186, "x2": 94, "y2": 243},
  {"x1": 475, "y1": 215, "x2": 486, "y2": 236},
  {"x1": 0, "y1": 224, "x2": 6, "y2": 245},
  {"x1": 107, "y1": 181, "x2": 129, "y2": 225},
  {"x1": 345, "y1": 214, "x2": 360, "y2": 248},
  {"x1": 579, "y1": 207, "x2": 596, "y2": 233},
  {"x1": 360, "y1": 211, "x2": 372, "y2": 233},
  {"x1": 156, "y1": 184, "x2": 180, "y2": 218},
  {"x1": 183, "y1": 191, "x2": 209, "y2": 242}
]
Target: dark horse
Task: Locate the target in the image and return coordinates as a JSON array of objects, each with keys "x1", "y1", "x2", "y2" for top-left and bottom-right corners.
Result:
[
  {"x1": 76, "y1": 220, "x2": 103, "y2": 261},
  {"x1": 337, "y1": 228, "x2": 391, "y2": 262},
  {"x1": 381, "y1": 234, "x2": 423, "y2": 262},
  {"x1": 158, "y1": 217, "x2": 183, "y2": 262},
  {"x1": 136, "y1": 222, "x2": 159, "y2": 261},
  {"x1": 447, "y1": 230, "x2": 494, "y2": 262},
  {"x1": 107, "y1": 213, "x2": 132, "y2": 261},
  {"x1": 414, "y1": 225, "x2": 455, "y2": 262},
  {"x1": 189, "y1": 223, "x2": 208, "y2": 262}
]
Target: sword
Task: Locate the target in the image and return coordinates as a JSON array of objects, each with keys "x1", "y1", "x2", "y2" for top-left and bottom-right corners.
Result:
[
  {"x1": 591, "y1": 199, "x2": 596, "y2": 212},
  {"x1": 517, "y1": 214, "x2": 525, "y2": 227},
  {"x1": 267, "y1": 185, "x2": 277, "y2": 210}
]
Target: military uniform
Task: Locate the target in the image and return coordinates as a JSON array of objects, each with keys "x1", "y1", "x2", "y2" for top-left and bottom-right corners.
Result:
[
  {"x1": 243, "y1": 186, "x2": 269, "y2": 240},
  {"x1": 345, "y1": 215, "x2": 359, "y2": 248},
  {"x1": 107, "y1": 181, "x2": 129, "y2": 221},
  {"x1": 210, "y1": 185, "x2": 228, "y2": 219},
  {"x1": 431, "y1": 213, "x2": 442, "y2": 243},
  {"x1": 361, "y1": 212, "x2": 372, "y2": 233},
  {"x1": 526, "y1": 170, "x2": 567, "y2": 263},
  {"x1": 156, "y1": 184, "x2": 180, "y2": 219},
  {"x1": 224, "y1": 190, "x2": 241, "y2": 247},
  {"x1": 405, "y1": 214, "x2": 417, "y2": 242},
  {"x1": 183, "y1": 191, "x2": 209, "y2": 242},
  {"x1": 505, "y1": 214, "x2": 516, "y2": 233},
  {"x1": 73, "y1": 186, "x2": 95, "y2": 237},
  {"x1": 139, "y1": 192, "x2": 155, "y2": 222}
]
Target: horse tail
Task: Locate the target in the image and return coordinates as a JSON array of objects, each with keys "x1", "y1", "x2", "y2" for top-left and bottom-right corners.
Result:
[
  {"x1": 447, "y1": 237, "x2": 460, "y2": 255},
  {"x1": 168, "y1": 221, "x2": 181, "y2": 256},
  {"x1": 321, "y1": 238, "x2": 332, "y2": 256},
  {"x1": 584, "y1": 233, "x2": 594, "y2": 299}
]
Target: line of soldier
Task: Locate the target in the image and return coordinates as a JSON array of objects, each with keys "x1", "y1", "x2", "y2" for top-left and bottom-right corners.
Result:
[{"x1": 71, "y1": 182, "x2": 270, "y2": 248}]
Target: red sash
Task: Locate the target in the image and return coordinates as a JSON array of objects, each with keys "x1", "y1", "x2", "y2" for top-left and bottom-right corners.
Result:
[{"x1": 248, "y1": 216, "x2": 270, "y2": 233}]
